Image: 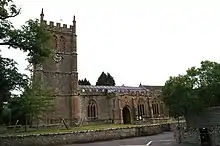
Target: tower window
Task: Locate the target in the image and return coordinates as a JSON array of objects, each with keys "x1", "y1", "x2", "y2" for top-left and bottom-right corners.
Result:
[
  {"x1": 52, "y1": 35, "x2": 58, "y2": 50},
  {"x1": 60, "y1": 36, "x2": 66, "y2": 52}
]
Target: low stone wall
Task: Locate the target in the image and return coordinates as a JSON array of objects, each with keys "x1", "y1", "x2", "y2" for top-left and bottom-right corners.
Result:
[{"x1": 0, "y1": 123, "x2": 182, "y2": 146}]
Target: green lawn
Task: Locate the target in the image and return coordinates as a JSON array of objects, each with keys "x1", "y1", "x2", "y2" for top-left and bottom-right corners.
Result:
[
  {"x1": 0, "y1": 124, "x2": 136, "y2": 136},
  {"x1": 0, "y1": 120, "x2": 183, "y2": 136}
]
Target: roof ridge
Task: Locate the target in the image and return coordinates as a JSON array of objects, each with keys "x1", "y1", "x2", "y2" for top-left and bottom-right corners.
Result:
[{"x1": 78, "y1": 85, "x2": 142, "y2": 88}]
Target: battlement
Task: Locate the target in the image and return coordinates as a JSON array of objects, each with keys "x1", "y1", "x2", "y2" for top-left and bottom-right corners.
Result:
[{"x1": 42, "y1": 20, "x2": 74, "y2": 30}]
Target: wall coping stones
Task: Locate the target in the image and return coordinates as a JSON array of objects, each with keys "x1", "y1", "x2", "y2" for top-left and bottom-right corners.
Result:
[
  {"x1": 0, "y1": 123, "x2": 166, "y2": 138},
  {"x1": 0, "y1": 122, "x2": 185, "y2": 146}
]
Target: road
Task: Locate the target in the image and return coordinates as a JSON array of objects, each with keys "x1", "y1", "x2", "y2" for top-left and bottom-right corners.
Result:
[{"x1": 60, "y1": 132, "x2": 199, "y2": 146}]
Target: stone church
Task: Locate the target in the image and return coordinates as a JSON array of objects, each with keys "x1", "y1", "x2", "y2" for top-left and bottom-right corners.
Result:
[{"x1": 34, "y1": 9, "x2": 169, "y2": 126}]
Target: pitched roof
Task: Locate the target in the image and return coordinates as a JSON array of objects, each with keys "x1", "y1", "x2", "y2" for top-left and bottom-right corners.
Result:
[
  {"x1": 142, "y1": 85, "x2": 163, "y2": 91},
  {"x1": 78, "y1": 85, "x2": 149, "y2": 93}
]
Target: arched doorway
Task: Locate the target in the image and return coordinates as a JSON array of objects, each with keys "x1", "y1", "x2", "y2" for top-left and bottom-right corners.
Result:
[{"x1": 122, "y1": 106, "x2": 131, "y2": 124}]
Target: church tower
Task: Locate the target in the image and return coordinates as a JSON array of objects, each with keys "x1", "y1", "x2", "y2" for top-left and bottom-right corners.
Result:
[{"x1": 34, "y1": 9, "x2": 79, "y2": 125}]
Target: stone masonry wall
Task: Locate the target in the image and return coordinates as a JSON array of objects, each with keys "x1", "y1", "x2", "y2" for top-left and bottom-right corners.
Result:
[{"x1": 0, "y1": 123, "x2": 182, "y2": 146}]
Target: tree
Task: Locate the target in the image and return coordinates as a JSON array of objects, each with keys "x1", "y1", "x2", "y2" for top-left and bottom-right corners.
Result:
[
  {"x1": 0, "y1": 0, "x2": 52, "y2": 64},
  {"x1": 0, "y1": 57, "x2": 28, "y2": 117},
  {"x1": 96, "y1": 72, "x2": 107, "y2": 86},
  {"x1": 8, "y1": 79, "x2": 54, "y2": 131},
  {"x1": 162, "y1": 60, "x2": 220, "y2": 122},
  {"x1": 0, "y1": 57, "x2": 28, "y2": 101},
  {"x1": 96, "y1": 72, "x2": 116, "y2": 86},
  {"x1": 0, "y1": 0, "x2": 52, "y2": 114},
  {"x1": 162, "y1": 75, "x2": 200, "y2": 119},
  {"x1": 106, "y1": 73, "x2": 116, "y2": 86},
  {"x1": 78, "y1": 78, "x2": 91, "y2": 85}
]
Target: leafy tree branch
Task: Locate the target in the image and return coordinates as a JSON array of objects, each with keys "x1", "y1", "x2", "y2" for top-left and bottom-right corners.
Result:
[
  {"x1": 162, "y1": 60, "x2": 220, "y2": 120},
  {"x1": 0, "y1": 0, "x2": 21, "y2": 20}
]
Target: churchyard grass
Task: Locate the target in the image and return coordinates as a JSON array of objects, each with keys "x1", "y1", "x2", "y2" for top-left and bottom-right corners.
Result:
[
  {"x1": 0, "y1": 119, "x2": 184, "y2": 136},
  {"x1": 0, "y1": 124, "x2": 136, "y2": 136}
]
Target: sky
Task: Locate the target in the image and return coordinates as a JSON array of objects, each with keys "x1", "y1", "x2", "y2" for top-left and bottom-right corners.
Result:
[{"x1": 2, "y1": 0, "x2": 220, "y2": 86}]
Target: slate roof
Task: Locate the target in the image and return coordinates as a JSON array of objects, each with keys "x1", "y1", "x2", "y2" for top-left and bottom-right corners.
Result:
[
  {"x1": 143, "y1": 85, "x2": 163, "y2": 91},
  {"x1": 78, "y1": 85, "x2": 149, "y2": 94}
]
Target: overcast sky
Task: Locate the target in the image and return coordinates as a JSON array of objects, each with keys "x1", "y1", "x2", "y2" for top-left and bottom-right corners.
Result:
[{"x1": 2, "y1": 0, "x2": 220, "y2": 86}]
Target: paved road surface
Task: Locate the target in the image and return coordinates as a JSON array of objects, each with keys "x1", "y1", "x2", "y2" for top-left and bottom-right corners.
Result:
[{"x1": 60, "y1": 132, "x2": 198, "y2": 146}]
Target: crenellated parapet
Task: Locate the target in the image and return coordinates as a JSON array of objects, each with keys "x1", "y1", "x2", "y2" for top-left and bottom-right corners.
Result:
[
  {"x1": 41, "y1": 20, "x2": 75, "y2": 34},
  {"x1": 42, "y1": 20, "x2": 73, "y2": 29},
  {"x1": 40, "y1": 8, "x2": 76, "y2": 34}
]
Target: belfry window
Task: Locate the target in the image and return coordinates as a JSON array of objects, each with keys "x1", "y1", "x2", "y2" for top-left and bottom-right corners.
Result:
[
  {"x1": 59, "y1": 36, "x2": 66, "y2": 52},
  {"x1": 52, "y1": 35, "x2": 58, "y2": 50},
  {"x1": 87, "y1": 100, "x2": 97, "y2": 118}
]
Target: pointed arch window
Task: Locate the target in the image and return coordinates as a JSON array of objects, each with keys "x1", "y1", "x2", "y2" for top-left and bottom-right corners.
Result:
[
  {"x1": 87, "y1": 100, "x2": 98, "y2": 118},
  {"x1": 52, "y1": 35, "x2": 58, "y2": 50},
  {"x1": 60, "y1": 36, "x2": 66, "y2": 52},
  {"x1": 137, "y1": 99, "x2": 145, "y2": 117},
  {"x1": 152, "y1": 101, "x2": 159, "y2": 116}
]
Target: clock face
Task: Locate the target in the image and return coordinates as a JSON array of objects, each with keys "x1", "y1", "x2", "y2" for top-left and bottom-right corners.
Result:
[{"x1": 53, "y1": 53, "x2": 63, "y2": 63}]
